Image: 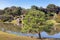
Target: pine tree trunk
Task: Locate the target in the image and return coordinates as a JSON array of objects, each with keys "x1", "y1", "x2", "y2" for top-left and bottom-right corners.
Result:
[{"x1": 38, "y1": 32, "x2": 42, "y2": 40}]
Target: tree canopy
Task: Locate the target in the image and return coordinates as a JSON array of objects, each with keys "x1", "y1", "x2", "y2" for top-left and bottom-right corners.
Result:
[{"x1": 21, "y1": 9, "x2": 55, "y2": 34}]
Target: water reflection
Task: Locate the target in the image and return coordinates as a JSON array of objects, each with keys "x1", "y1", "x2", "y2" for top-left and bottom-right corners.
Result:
[
  {"x1": 0, "y1": 23, "x2": 60, "y2": 38},
  {"x1": 6, "y1": 31, "x2": 60, "y2": 38},
  {"x1": 41, "y1": 32, "x2": 60, "y2": 38},
  {"x1": 0, "y1": 23, "x2": 21, "y2": 32}
]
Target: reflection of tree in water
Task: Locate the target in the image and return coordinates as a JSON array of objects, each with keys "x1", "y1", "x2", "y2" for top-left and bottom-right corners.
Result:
[{"x1": 0, "y1": 23, "x2": 21, "y2": 32}]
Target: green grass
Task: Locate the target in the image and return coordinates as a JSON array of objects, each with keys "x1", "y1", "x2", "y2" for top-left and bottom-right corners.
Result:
[
  {"x1": 0, "y1": 31, "x2": 54, "y2": 40},
  {"x1": 0, "y1": 31, "x2": 41, "y2": 40}
]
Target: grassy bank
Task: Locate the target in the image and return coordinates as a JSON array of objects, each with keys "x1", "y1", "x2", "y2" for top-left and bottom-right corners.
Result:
[
  {"x1": 0, "y1": 31, "x2": 41, "y2": 40},
  {"x1": 0, "y1": 31, "x2": 56, "y2": 40}
]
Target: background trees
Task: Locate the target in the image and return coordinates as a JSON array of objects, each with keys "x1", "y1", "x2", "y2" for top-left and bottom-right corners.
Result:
[
  {"x1": 46, "y1": 4, "x2": 57, "y2": 12},
  {"x1": 0, "y1": 10, "x2": 4, "y2": 15},
  {"x1": 4, "y1": 6, "x2": 22, "y2": 16},
  {"x1": 31, "y1": 5, "x2": 39, "y2": 10}
]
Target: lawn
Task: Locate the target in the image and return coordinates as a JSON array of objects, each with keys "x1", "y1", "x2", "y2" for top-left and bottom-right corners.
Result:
[
  {"x1": 0, "y1": 31, "x2": 55, "y2": 40},
  {"x1": 0, "y1": 31, "x2": 41, "y2": 40}
]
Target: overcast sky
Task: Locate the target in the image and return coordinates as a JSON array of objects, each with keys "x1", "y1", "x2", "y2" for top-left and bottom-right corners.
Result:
[{"x1": 0, "y1": 0, "x2": 60, "y2": 9}]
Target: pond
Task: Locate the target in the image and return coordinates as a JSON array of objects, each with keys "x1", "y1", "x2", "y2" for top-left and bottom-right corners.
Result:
[
  {"x1": 5, "y1": 31, "x2": 60, "y2": 38},
  {"x1": 0, "y1": 23, "x2": 60, "y2": 38}
]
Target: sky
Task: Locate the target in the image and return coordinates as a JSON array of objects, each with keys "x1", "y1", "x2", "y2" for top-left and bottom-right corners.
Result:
[{"x1": 0, "y1": 0, "x2": 60, "y2": 9}]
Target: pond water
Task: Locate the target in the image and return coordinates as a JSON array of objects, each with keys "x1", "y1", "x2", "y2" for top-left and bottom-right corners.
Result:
[
  {"x1": 1, "y1": 28, "x2": 60, "y2": 38},
  {"x1": 0, "y1": 23, "x2": 60, "y2": 38}
]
